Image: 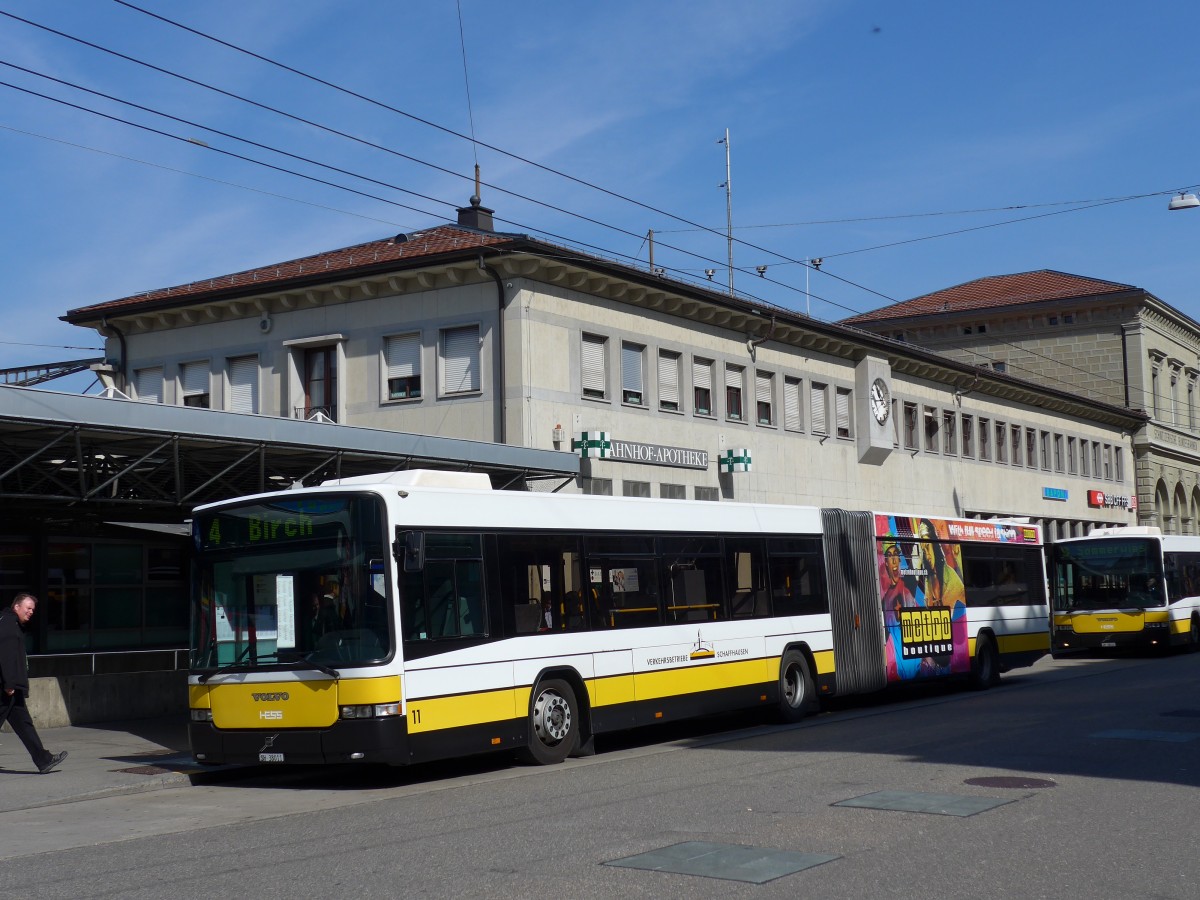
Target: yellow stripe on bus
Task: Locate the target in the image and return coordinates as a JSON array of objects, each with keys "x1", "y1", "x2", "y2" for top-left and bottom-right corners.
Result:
[
  {"x1": 407, "y1": 687, "x2": 528, "y2": 734},
  {"x1": 996, "y1": 631, "x2": 1051, "y2": 654}
]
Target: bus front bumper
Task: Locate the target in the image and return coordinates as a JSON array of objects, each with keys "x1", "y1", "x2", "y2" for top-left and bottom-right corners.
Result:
[{"x1": 189, "y1": 717, "x2": 410, "y2": 766}]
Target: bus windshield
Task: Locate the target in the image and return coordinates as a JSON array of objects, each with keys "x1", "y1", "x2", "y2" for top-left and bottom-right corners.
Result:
[
  {"x1": 1051, "y1": 538, "x2": 1165, "y2": 612},
  {"x1": 191, "y1": 493, "x2": 392, "y2": 671}
]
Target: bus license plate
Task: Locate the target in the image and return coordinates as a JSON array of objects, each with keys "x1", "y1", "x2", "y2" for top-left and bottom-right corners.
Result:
[
  {"x1": 1101, "y1": 641, "x2": 1116, "y2": 648},
  {"x1": 259, "y1": 752, "x2": 285, "y2": 763}
]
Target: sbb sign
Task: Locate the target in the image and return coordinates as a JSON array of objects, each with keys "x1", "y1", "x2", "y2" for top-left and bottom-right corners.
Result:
[{"x1": 1087, "y1": 490, "x2": 1134, "y2": 509}]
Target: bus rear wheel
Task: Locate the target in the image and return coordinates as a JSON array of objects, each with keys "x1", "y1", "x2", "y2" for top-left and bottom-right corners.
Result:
[
  {"x1": 519, "y1": 678, "x2": 579, "y2": 765},
  {"x1": 970, "y1": 634, "x2": 1000, "y2": 690},
  {"x1": 1188, "y1": 617, "x2": 1200, "y2": 653},
  {"x1": 778, "y1": 650, "x2": 817, "y2": 723}
]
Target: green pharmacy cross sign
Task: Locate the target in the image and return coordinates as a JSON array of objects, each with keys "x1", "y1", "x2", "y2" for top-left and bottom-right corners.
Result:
[
  {"x1": 719, "y1": 448, "x2": 752, "y2": 473},
  {"x1": 573, "y1": 431, "x2": 611, "y2": 459}
]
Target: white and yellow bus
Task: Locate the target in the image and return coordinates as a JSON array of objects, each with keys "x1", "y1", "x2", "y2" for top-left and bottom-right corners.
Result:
[
  {"x1": 188, "y1": 471, "x2": 1049, "y2": 767},
  {"x1": 1050, "y1": 526, "x2": 1200, "y2": 654}
]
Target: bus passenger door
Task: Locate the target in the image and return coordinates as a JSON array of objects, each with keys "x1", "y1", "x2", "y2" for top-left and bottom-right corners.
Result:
[{"x1": 821, "y1": 509, "x2": 887, "y2": 695}]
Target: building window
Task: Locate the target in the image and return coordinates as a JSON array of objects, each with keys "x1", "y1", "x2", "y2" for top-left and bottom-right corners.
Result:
[
  {"x1": 693, "y1": 358, "x2": 714, "y2": 416},
  {"x1": 995, "y1": 421, "x2": 1007, "y2": 464},
  {"x1": 903, "y1": 402, "x2": 919, "y2": 450},
  {"x1": 1092, "y1": 441, "x2": 1102, "y2": 476},
  {"x1": 228, "y1": 356, "x2": 258, "y2": 413},
  {"x1": 811, "y1": 382, "x2": 829, "y2": 436},
  {"x1": 1189, "y1": 379, "x2": 1197, "y2": 429},
  {"x1": 384, "y1": 333, "x2": 421, "y2": 401},
  {"x1": 658, "y1": 350, "x2": 681, "y2": 412},
  {"x1": 1115, "y1": 447, "x2": 1124, "y2": 481},
  {"x1": 992, "y1": 361, "x2": 1007, "y2": 373},
  {"x1": 135, "y1": 366, "x2": 163, "y2": 404},
  {"x1": 622, "y1": 480, "x2": 651, "y2": 498},
  {"x1": 755, "y1": 371, "x2": 775, "y2": 425},
  {"x1": 1152, "y1": 367, "x2": 1160, "y2": 418},
  {"x1": 660, "y1": 483, "x2": 685, "y2": 499},
  {"x1": 1103, "y1": 444, "x2": 1113, "y2": 480},
  {"x1": 441, "y1": 325, "x2": 480, "y2": 395},
  {"x1": 1053, "y1": 434, "x2": 1064, "y2": 473},
  {"x1": 694, "y1": 486, "x2": 719, "y2": 502},
  {"x1": 942, "y1": 410, "x2": 957, "y2": 455},
  {"x1": 1010, "y1": 424, "x2": 1022, "y2": 467},
  {"x1": 582, "y1": 334, "x2": 608, "y2": 400},
  {"x1": 835, "y1": 387, "x2": 852, "y2": 438},
  {"x1": 978, "y1": 418, "x2": 990, "y2": 462},
  {"x1": 621, "y1": 342, "x2": 645, "y2": 405},
  {"x1": 180, "y1": 362, "x2": 210, "y2": 408},
  {"x1": 1170, "y1": 373, "x2": 1180, "y2": 424},
  {"x1": 303, "y1": 346, "x2": 337, "y2": 421},
  {"x1": 1039, "y1": 430, "x2": 1051, "y2": 471},
  {"x1": 1025, "y1": 427, "x2": 1037, "y2": 468},
  {"x1": 1067, "y1": 436, "x2": 1078, "y2": 475},
  {"x1": 924, "y1": 406, "x2": 939, "y2": 452},
  {"x1": 580, "y1": 477, "x2": 613, "y2": 496},
  {"x1": 725, "y1": 364, "x2": 745, "y2": 421},
  {"x1": 783, "y1": 377, "x2": 803, "y2": 431},
  {"x1": 1081, "y1": 439, "x2": 1090, "y2": 477},
  {"x1": 961, "y1": 414, "x2": 974, "y2": 458}
]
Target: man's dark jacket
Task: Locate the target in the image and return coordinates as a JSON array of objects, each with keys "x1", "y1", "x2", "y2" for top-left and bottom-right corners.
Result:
[{"x1": 0, "y1": 607, "x2": 29, "y2": 696}]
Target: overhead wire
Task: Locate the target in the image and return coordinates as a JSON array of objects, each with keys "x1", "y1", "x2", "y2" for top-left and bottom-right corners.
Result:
[{"x1": 0, "y1": 7, "x2": 1170, "y2": 407}]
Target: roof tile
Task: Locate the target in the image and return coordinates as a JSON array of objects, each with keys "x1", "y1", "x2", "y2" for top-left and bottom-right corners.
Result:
[{"x1": 841, "y1": 270, "x2": 1136, "y2": 324}]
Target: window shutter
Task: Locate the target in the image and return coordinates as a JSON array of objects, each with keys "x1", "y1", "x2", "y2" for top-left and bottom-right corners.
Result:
[
  {"x1": 784, "y1": 378, "x2": 802, "y2": 430},
  {"x1": 621, "y1": 343, "x2": 643, "y2": 399},
  {"x1": 755, "y1": 372, "x2": 771, "y2": 404},
  {"x1": 658, "y1": 352, "x2": 679, "y2": 407},
  {"x1": 228, "y1": 357, "x2": 258, "y2": 413},
  {"x1": 386, "y1": 334, "x2": 420, "y2": 380},
  {"x1": 582, "y1": 335, "x2": 606, "y2": 397},
  {"x1": 692, "y1": 359, "x2": 712, "y2": 391},
  {"x1": 181, "y1": 363, "x2": 207, "y2": 397},
  {"x1": 725, "y1": 365, "x2": 743, "y2": 390},
  {"x1": 443, "y1": 326, "x2": 479, "y2": 393},
  {"x1": 136, "y1": 367, "x2": 163, "y2": 403},
  {"x1": 810, "y1": 382, "x2": 827, "y2": 434},
  {"x1": 835, "y1": 387, "x2": 851, "y2": 436}
]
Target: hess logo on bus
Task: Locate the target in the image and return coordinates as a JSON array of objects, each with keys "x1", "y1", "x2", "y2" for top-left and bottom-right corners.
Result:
[{"x1": 253, "y1": 691, "x2": 288, "y2": 721}]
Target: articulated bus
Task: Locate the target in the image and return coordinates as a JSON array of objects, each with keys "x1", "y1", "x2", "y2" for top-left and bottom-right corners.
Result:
[
  {"x1": 187, "y1": 471, "x2": 1049, "y2": 767},
  {"x1": 1050, "y1": 526, "x2": 1200, "y2": 654}
]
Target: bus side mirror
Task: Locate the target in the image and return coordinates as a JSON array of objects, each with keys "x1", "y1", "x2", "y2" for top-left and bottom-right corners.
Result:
[{"x1": 394, "y1": 529, "x2": 424, "y2": 573}]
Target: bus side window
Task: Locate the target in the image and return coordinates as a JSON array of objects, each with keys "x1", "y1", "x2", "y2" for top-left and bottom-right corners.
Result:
[{"x1": 726, "y1": 539, "x2": 768, "y2": 618}]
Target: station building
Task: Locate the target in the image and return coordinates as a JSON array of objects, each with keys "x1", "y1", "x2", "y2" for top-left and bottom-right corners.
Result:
[
  {"x1": 842, "y1": 270, "x2": 1200, "y2": 535},
  {"x1": 62, "y1": 200, "x2": 1144, "y2": 540}
]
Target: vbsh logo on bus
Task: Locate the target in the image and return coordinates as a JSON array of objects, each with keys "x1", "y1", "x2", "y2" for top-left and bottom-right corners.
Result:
[{"x1": 898, "y1": 608, "x2": 953, "y2": 658}]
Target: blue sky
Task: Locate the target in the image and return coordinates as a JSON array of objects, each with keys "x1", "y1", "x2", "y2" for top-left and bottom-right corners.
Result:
[{"x1": 2, "y1": 1, "x2": 1199, "y2": 391}]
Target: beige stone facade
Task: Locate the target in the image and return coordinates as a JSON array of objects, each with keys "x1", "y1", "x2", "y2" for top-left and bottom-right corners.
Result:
[
  {"x1": 844, "y1": 271, "x2": 1199, "y2": 533},
  {"x1": 66, "y1": 220, "x2": 1144, "y2": 538}
]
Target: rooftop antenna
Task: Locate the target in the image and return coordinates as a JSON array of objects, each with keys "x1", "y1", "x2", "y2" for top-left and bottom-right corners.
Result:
[{"x1": 718, "y1": 128, "x2": 733, "y2": 296}]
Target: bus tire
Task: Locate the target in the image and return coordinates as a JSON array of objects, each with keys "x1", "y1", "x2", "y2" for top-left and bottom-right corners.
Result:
[
  {"x1": 1188, "y1": 616, "x2": 1200, "y2": 653},
  {"x1": 778, "y1": 650, "x2": 817, "y2": 723},
  {"x1": 519, "y1": 678, "x2": 579, "y2": 765},
  {"x1": 970, "y1": 634, "x2": 1000, "y2": 690}
]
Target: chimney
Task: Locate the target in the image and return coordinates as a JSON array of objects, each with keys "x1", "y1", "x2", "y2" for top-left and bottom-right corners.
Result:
[{"x1": 456, "y1": 194, "x2": 494, "y2": 232}]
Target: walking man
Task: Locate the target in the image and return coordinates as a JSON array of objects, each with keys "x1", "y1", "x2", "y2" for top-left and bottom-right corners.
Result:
[{"x1": 0, "y1": 593, "x2": 66, "y2": 774}]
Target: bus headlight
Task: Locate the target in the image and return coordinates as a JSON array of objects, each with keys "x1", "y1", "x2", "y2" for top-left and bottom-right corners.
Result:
[
  {"x1": 340, "y1": 704, "x2": 400, "y2": 719},
  {"x1": 190, "y1": 709, "x2": 213, "y2": 723}
]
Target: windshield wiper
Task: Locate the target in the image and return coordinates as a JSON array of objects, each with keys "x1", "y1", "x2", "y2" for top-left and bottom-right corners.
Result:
[{"x1": 197, "y1": 643, "x2": 253, "y2": 683}]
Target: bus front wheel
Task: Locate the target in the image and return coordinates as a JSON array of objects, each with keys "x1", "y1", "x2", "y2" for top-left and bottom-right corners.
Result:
[
  {"x1": 970, "y1": 634, "x2": 1000, "y2": 690},
  {"x1": 778, "y1": 650, "x2": 817, "y2": 723},
  {"x1": 519, "y1": 678, "x2": 579, "y2": 765}
]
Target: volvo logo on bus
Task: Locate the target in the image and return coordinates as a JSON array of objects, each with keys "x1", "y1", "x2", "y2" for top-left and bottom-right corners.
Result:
[{"x1": 252, "y1": 692, "x2": 290, "y2": 702}]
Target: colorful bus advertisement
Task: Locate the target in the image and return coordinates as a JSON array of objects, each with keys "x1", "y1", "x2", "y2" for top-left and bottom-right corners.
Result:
[{"x1": 875, "y1": 515, "x2": 1038, "y2": 683}]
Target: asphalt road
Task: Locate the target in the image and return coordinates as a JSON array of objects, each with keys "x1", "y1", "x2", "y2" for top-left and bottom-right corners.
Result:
[{"x1": 5, "y1": 651, "x2": 1199, "y2": 899}]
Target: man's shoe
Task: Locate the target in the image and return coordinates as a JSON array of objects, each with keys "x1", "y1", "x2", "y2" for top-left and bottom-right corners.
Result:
[{"x1": 39, "y1": 750, "x2": 67, "y2": 774}]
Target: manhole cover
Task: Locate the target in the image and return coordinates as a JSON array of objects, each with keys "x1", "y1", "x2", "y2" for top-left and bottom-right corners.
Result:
[
  {"x1": 114, "y1": 765, "x2": 173, "y2": 775},
  {"x1": 605, "y1": 842, "x2": 839, "y2": 884},
  {"x1": 833, "y1": 790, "x2": 1014, "y2": 817},
  {"x1": 964, "y1": 776, "x2": 1056, "y2": 789}
]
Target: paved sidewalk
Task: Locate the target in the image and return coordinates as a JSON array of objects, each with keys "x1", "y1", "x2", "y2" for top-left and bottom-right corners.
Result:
[{"x1": 0, "y1": 715, "x2": 221, "y2": 812}]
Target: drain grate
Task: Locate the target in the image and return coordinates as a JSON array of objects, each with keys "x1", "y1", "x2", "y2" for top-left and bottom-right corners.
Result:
[
  {"x1": 605, "y1": 841, "x2": 839, "y2": 884},
  {"x1": 1091, "y1": 729, "x2": 1200, "y2": 744},
  {"x1": 964, "y1": 776, "x2": 1056, "y2": 789},
  {"x1": 834, "y1": 790, "x2": 1015, "y2": 817}
]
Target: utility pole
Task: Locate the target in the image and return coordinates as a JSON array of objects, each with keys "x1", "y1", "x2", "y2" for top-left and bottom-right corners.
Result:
[{"x1": 718, "y1": 129, "x2": 733, "y2": 296}]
